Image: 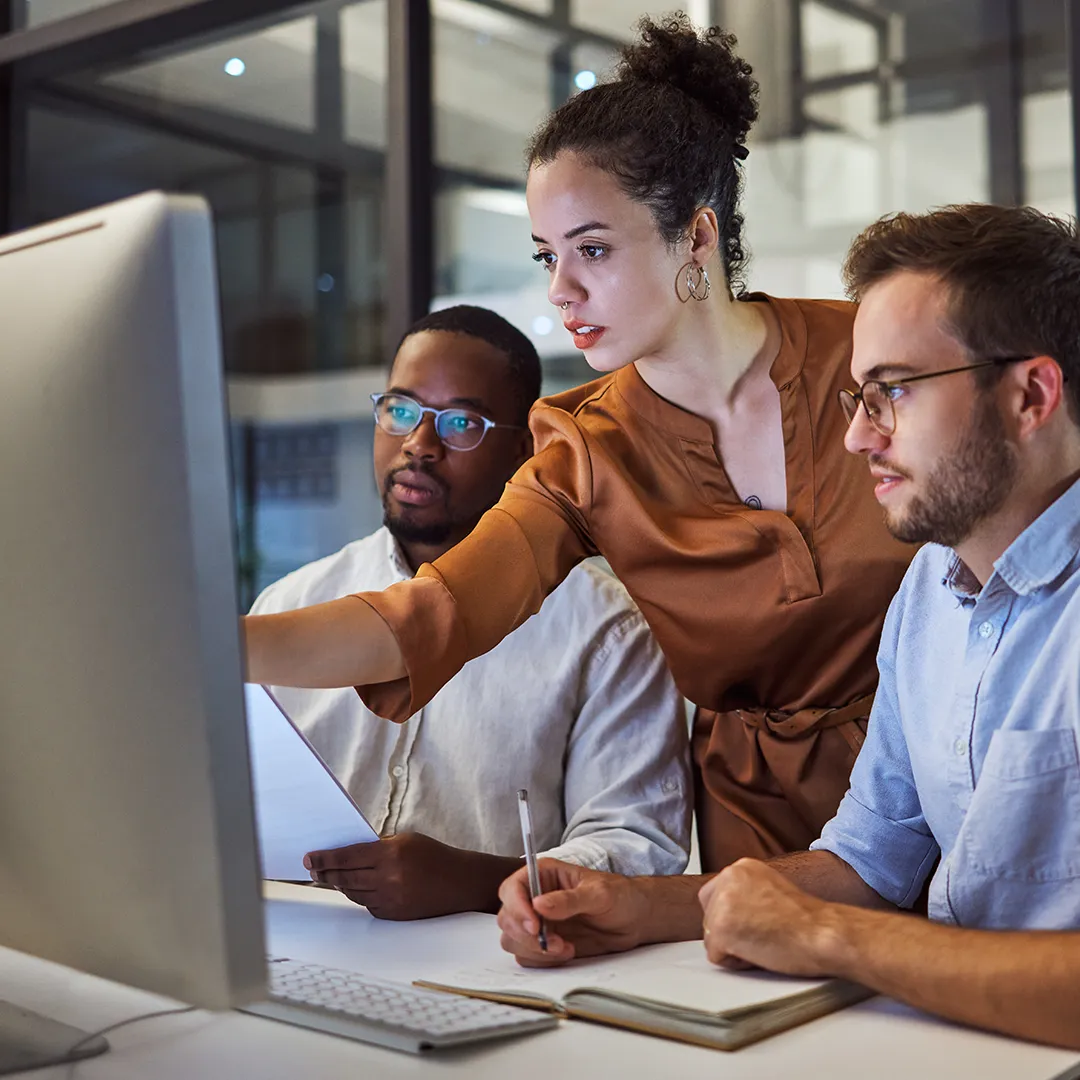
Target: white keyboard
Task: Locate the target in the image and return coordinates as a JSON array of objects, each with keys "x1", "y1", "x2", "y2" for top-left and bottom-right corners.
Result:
[{"x1": 240, "y1": 957, "x2": 558, "y2": 1054}]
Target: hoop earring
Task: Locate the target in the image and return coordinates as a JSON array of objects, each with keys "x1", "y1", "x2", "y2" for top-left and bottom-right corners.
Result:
[{"x1": 685, "y1": 263, "x2": 710, "y2": 302}]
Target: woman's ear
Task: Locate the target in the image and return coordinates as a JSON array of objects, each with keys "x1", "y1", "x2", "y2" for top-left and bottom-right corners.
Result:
[{"x1": 688, "y1": 207, "x2": 720, "y2": 263}]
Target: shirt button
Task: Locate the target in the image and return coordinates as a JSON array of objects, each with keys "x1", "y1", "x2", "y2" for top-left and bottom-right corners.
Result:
[
  {"x1": 978, "y1": 621, "x2": 994, "y2": 638},
  {"x1": 954, "y1": 738, "x2": 967, "y2": 756},
  {"x1": 391, "y1": 765, "x2": 405, "y2": 778}
]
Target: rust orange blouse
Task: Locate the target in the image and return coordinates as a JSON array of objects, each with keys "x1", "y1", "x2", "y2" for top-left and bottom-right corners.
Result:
[
  {"x1": 354, "y1": 296, "x2": 914, "y2": 867},
  {"x1": 357, "y1": 295, "x2": 911, "y2": 719}
]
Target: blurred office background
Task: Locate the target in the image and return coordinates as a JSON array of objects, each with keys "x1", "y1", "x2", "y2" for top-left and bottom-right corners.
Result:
[{"x1": 1, "y1": 0, "x2": 1075, "y2": 606}]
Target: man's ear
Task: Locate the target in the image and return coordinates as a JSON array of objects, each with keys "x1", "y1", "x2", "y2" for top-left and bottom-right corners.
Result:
[
  {"x1": 511, "y1": 430, "x2": 534, "y2": 472},
  {"x1": 1010, "y1": 355, "x2": 1066, "y2": 440}
]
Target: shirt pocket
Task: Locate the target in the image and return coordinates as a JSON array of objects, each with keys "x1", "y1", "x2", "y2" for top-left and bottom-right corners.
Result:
[{"x1": 956, "y1": 728, "x2": 1080, "y2": 884}]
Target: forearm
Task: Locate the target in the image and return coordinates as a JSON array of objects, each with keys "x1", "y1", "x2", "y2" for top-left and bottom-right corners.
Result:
[
  {"x1": 821, "y1": 908, "x2": 1080, "y2": 1049},
  {"x1": 631, "y1": 874, "x2": 714, "y2": 944},
  {"x1": 243, "y1": 596, "x2": 405, "y2": 688},
  {"x1": 458, "y1": 851, "x2": 525, "y2": 915},
  {"x1": 629, "y1": 855, "x2": 888, "y2": 946},
  {"x1": 768, "y1": 850, "x2": 895, "y2": 910}
]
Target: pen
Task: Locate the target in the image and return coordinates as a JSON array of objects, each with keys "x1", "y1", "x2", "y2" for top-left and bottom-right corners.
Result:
[{"x1": 516, "y1": 789, "x2": 548, "y2": 952}]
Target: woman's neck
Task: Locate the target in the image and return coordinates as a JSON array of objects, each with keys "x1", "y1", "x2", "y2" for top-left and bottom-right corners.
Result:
[{"x1": 633, "y1": 289, "x2": 781, "y2": 417}]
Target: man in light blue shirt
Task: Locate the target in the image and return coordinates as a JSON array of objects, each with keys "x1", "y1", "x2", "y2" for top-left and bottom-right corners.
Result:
[{"x1": 692, "y1": 204, "x2": 1080, "y2": 1048}]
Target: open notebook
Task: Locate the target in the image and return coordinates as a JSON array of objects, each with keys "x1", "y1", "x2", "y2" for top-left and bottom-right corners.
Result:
[{"x1": 416, "y1": 940, "x2": 872, "y2": 1051}]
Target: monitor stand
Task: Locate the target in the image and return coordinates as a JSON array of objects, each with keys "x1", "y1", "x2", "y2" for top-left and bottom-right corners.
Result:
[{"x1": 0, "y1": 1001, "x2": 108, "y2": 1075}]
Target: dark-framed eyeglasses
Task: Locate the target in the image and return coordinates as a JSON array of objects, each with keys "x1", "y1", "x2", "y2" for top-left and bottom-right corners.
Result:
[
  {"x1": 370, "y1": 392, "x2": 522, "y2": 452},
  {"x1": 837, "y1": 357, "x2": 1032, "y2": 436}
]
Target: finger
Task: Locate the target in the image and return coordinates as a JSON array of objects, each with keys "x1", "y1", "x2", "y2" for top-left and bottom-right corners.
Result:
[
  {"x1": 536, "y1": 858, "x2": 585, "y2": 892},
  {"x1": 498, "y1": 929, "x2": 575, "y2": 966},
  {"x1": 703, "y1": 929, "x2": 756, "y2": 971},
  {"x1": 339, "y1": 888, "x2": 373, "y2": 909},
  {"x1": 305, "y1": 841, "x2": 381, "y2": 874},
  {"x1": 717, "y1": 954, "x2": 756, "y2": 972},
  {"x1": 498, "y1": 869, "x2": 541, "y2": 934},
  {"x1": 531, "y1": 880, "x2": 608, "y2": 922},
  {"x1": 317, "y1": 867, "x2": 382, "y2": 892}
]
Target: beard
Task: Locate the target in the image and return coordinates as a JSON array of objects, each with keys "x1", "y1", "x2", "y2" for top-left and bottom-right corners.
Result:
[
  {"x1": 381, "y1": 466, "x2": 454, "y2": 546},
  {"x1": 383, "y1": 505, "x2": 453, "y2": 546},
  {"x1": 881, "y1": 393, "x2": 1018, "y2": 548}
]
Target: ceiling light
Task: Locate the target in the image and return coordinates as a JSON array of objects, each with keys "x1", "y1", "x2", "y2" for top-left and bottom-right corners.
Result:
[
  {"x1": 574, "y1": 70, "x2": 597, "y2": 91},
  {"x1": 224, "y1": 57, "x2": 246, "y2": 77}
]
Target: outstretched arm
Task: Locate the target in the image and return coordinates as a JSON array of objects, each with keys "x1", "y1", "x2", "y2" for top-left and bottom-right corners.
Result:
[
  {"x1": 243, "y1": 597, "x2": 404, "y2": 688},
  {"x1": 699, "y1": 858, "x2": 1080, "y2": 1050},
  {"x1": 248, "y1": 411, "x2": 596, "y2": 704}
]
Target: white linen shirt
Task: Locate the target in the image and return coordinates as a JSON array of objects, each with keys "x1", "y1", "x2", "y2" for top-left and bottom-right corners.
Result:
[{"x1": 251, "y1": 527, "x2": 691, "y2": 874}]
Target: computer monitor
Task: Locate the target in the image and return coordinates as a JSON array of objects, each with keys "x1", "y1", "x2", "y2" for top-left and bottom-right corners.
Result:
[{"x1": 0, "y1": 192, "x2": 266, "y2": 1070}]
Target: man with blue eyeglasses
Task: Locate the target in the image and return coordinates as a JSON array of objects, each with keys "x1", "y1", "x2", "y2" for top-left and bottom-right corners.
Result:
[
  {"x1": 251, "y1": 305, "x2": 690, "y2": 920},
  {"x1": 687, "y1": 205, "x2": 1080, "y2": 1048}
]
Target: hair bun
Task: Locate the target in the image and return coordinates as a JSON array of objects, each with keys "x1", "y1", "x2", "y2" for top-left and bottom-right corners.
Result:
[{"x1": 617, "y1": 13, "x2": 758, "y2": 146}]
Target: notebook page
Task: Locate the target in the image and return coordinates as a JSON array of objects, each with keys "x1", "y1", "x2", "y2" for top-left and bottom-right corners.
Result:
[{"x1": 434, "y1": 939, "x2": 829, "y2": 1013}]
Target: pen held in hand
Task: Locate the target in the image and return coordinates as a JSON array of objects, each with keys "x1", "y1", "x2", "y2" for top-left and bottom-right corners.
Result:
[{"x1": 516, "y1": 788, "x2": 548, "y2": 952}]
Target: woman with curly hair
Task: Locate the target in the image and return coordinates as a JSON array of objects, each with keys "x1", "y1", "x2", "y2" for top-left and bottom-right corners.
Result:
[{"x1": 246, "y1": 13, "x2": 913, "y2": 955}]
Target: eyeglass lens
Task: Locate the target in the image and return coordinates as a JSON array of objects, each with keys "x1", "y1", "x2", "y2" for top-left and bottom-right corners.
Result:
[
  {"x1": 840, "y1": 382, "x2": 894, "y2": 435},
  {"x1": 373, "y1": 394, "x2": 487, "y2": 450}
]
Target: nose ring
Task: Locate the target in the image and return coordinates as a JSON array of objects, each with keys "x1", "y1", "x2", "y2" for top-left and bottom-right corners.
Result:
[{"x1": 561, "y1": 301, "x2": 569, "y2": 310}]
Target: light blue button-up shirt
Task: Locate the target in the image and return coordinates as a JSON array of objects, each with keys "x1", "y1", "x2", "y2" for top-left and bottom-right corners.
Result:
[{"x1": 813, "y1": 478, "x2": 1080, "y2": 929}]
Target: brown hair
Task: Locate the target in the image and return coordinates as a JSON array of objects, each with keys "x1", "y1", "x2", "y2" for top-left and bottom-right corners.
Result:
[{"x1": 843, "y1": 203, "x2": 1080, "y2": 418}]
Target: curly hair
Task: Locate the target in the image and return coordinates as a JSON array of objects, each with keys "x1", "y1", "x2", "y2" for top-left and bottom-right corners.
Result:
[{"x1": 527, "y1": 13, "x2": 759, "y2": 292}]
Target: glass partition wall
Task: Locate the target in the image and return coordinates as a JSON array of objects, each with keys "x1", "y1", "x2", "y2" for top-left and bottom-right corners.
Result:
[{"x1": 2, "y1": 0, "x2": 1075, "y2": 600}]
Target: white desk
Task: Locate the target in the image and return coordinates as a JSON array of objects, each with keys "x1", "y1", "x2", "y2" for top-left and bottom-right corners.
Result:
[{"x1": 3, "y1": 882, "x2": 1078, "y2": 1080}]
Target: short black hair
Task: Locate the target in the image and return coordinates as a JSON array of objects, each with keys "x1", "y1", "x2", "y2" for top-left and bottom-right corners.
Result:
[
  {"x1": 400, "y1": 305, "x2": 542, "y2": 426},
  {"x1": 528, "y1": 13, "x2": 759, "y2": 292}
]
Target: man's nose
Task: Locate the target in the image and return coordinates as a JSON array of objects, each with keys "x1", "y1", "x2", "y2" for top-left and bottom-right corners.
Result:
[
  {"x1": 843, "y1": 404, "x2": 889, "y2": 456},
  {"x1": 401, "y1": 414, "x2": 444, "y2": 461}
]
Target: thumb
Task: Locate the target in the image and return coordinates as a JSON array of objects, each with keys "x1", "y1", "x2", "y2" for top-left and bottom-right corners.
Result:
[{"x1": 533, "y1": 877, "x2": 607, "y2": 921}]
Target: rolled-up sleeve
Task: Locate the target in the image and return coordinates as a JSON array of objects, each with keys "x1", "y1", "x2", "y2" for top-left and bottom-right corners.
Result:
[
  {"x1": 538, "y1": 606, "x2": 691, "y2": 876},
  {"x1": 355, "y1": 405, "x2": 597, "y2": 722},
  {"x1": 811, "y1": 592, "x2": 939, "y2": 908}
]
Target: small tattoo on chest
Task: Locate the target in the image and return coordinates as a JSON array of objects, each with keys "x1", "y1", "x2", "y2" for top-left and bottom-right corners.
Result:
[{"x1": 743, "y1": 495, "x2": 763, "y2": 511}]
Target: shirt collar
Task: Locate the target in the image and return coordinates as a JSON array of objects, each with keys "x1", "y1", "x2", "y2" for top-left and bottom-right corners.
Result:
[
  {"x1": 377, "y1": 526, "x2": 415, "y2": 582},
  {"x1": 941, "y1": 552, "x2": 982, "y2": 599},
  {"x1": 940, "y1": 476, "x2": 1080, "y2": 599},
  {"x1": 612, "y1": 293, "x2": 806, "y2": 441},
  {"x1": 993, "y1": 476, "x2": 1080, "y2": 595}
]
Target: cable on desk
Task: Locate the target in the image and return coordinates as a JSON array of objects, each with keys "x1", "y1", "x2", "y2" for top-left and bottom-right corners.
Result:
[{"x1": 64, "y1": 1004, "x2": 197, "y2": 1070}]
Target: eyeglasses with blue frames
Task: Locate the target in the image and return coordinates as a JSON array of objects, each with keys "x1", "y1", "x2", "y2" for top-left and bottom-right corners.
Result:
[
  {"x1": 838, "y1": 356, "x2": 1032, "y2": 437},
  {"x1": 370, "y1": 392, "x2": 524, "y2": 452}
]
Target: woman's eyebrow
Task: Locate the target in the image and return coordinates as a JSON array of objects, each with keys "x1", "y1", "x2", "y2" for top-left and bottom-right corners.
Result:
[{"x1": 531, "y1": 221, "x2": 612, "y2": 243}]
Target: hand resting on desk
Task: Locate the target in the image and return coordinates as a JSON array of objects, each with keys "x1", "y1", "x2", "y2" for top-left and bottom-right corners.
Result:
[
  {"x1": 304, "y1": 833, "x2": 521, "y2": 920},
  {"x1": 698, "y1": 858, "x2": 836, "y2": 975}
]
